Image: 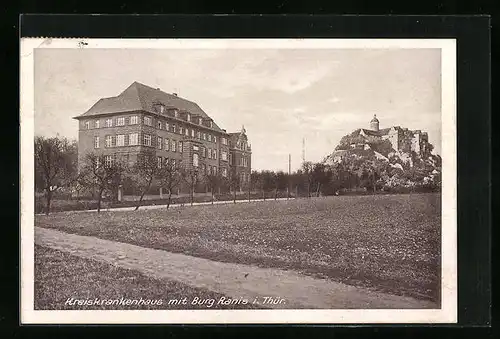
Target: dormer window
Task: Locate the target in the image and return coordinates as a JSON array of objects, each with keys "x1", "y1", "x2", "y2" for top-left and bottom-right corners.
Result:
[
  {"x1": 199, "y1": 118, "x2": 203, "y2": 125},
  {"x1": 153, "y1": 103, "x2": 166, "y2": 114},
  {"x1": 210, "y1": 121, "x2": 213, "y2": 128},
  {"x1": 174, "y1": 110, "x2": 179, "y2": 118},
  {"x1": 187, "y1": 113, "x2": 191, "y2": 122}
]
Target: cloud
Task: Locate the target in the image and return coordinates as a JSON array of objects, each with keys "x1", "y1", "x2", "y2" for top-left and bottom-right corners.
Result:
[{"x1": 34, "y1": 48, "x2": 442, "y2": 171}]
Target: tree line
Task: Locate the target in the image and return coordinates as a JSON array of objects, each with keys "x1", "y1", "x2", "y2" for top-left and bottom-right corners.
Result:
[
  {"x1": 35, "y1": 136, "x2": 247, "y2": 214},
  {"x1": 35, "y1": 136, "x2": 441, "y2": 215}
]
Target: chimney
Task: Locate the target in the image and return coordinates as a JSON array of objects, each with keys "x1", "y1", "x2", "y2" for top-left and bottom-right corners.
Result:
[{"x1": 172, "y1": 93, "x2": 178, "y2": 96}]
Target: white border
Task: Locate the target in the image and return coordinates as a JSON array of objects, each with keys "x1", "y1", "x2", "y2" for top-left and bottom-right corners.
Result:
[{"x1": 20, "y1": 38, "x2": 457, "y2": 324}]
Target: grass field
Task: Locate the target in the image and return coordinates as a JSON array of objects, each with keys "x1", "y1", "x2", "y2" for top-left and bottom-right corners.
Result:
[
  {"x1": 36, "y1": 193, "x2": 441, "y2": 303},
  {"x1": 35, "y1": 245, "x2": 263, "y2": 310}
]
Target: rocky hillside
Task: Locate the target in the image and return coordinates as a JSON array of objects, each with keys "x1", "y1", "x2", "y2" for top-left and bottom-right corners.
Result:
[{"x1": 324, "y1": 129, "x2": 442, "y2": 191}]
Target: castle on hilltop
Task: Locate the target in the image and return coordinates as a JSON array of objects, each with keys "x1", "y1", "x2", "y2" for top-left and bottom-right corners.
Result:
[
  {"x1": 332, "y1": 115, "x2": 432, "y2": 162},
  {"x1": 360, "y1": 114, "x2": 430, "y2": 155}
]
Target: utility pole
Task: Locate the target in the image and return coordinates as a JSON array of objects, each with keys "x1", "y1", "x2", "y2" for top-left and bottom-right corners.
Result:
[{"x1": 302, "y1": 137, "x2": 305, "y2": 164}]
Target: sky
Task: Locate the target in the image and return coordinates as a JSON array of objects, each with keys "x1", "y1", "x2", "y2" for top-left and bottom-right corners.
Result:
[{"x1": 34, "y1": 48, "x2": 442, "y2": 172}]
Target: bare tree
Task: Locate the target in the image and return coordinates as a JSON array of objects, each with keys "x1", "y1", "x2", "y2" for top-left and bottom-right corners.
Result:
[
  {"x1": 204, "y1": 171, "x2": 221, "y2": 205},
  {"x1": 275, "y1": 171, "x2": 288, "y2": 200},
  {"x1": 227, "y1": 167, "x2": 240, "y2": 203},
  {"x1": 34, "y1": 136, "x2": 78, "y2": 215},
  {"x1": 156, "y1": 159, "x2": 182, "y2": 209},
  {"x1": 181, "y1": 166, "x2": 201, "y2": 206},
  {"x1": 261, "y1": 170, "x2": 275, "y2": 201},
  {"x1": 301, "y1": 161, "x2": 314, "y2": 198},
  {"x1": 130, "y1": 153, "x2": 161, "y2": 211},
  {"x1": 80, "y1": 153, "x2": 127, "y2": 213}
]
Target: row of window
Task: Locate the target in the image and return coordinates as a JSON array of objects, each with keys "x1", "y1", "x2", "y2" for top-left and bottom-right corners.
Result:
[
  {"x1": 86, "y1": 116, "x2": 139, "y2": 129},
  {"x1": 155, "y1": 155, "x2": 228, "y2": 177},
  {"x1": 155, "y1": 157, "x2": 182, "y2": 169},
  {"x1": 239, "y1": 156, "x2": 249, "y2": 167},
  {"x1": 94, "y1": 134, "x2": 186, "y2": 152},
  {"x1": 97, "y1": 153, "x2": 236, "y2": 179},
  {"x1": 94, "y1": 134, "x2": 229, "y2": 162},
  {"x1": 84, "y1": 115, "x2": 228, "y2": 146}
]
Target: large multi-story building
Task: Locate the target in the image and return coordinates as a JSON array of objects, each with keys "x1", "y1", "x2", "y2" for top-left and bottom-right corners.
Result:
[{"x1": 74, "y1": 81, "x2": 251, "y2": 190}]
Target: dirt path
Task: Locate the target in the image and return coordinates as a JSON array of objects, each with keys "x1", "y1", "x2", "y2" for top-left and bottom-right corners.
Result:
[{"x1": 35, "y1": 227, "x2": 437, "y2": 309}]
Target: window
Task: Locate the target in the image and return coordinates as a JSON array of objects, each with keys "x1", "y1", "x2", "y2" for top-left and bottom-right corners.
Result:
[
  {"x1": 178, "y1": 141, "x2": 183, "y2": 153},
  {"x1": 157, "y1": 137, "x2": 162, "y2": 149},
  {"x1": 157, "y1": 156, "x2": 162, "y2": 168},
  {"x1": 222, "y1": 137, "x2": 227, "y2": 145},
  {"x1": 105, "y1": 135, "x2": 112, "y2": 148},
  {"x1": 172, "y1": 124, "x2": 177, "y2": 133},
  {"x1": 129, "y1": 133, "x2": 139, "y2": 146},
  {"x1": 208, "y1": 148, "x2": 212, "y2": 159},
  {"x1": 202, "y1": 163, "x2": 206, "y2": 173},
  {"x1": 144, "y1": 116, "x2": 152, "y2": 126},
  {"x1": 116, "y1": 117, "x2": 125, "y2": 126},
  {"x1": 199, "y1": 117, "x2": 203, "y2": 125},
  {"x1": 210, "y1": 121, "x2": 213, "y2": 128},
  {"x1": 193, "y1": 153, "x2": 199, "y2": 167},
  {"x1": 202, "y1": 147, "x2": 206, "y2": 158},
  {"x1": 159, "y1": 105, "x2": 165, "y2": 114},
  {"x1": 208, "y1": 134, "x2": 212, "y2": 142},
  {"x1": 85, "y1": 121, "x2": 90, "y2": 129},
  {"x1": 144, "y1": 134, "x2": 152, "y2": 146},
  {"x1": 165, "y1": 138, "x2": 170, "y2": 151},
  {"x1": 95, "y1": 120, "x2": 100, "y2": 128},
  {"x1": 187, "y1": 113, "x2": 191, "y2": 122},
  {"x1": 116, "y1": 134, "x2": 125, "y2": 147},
  {"x1": 213, "y1": 149, "x2": 217, "y2": 160},
  {"x1": 174, "y1": 110, "x2": 179, "y2": 118},
  {"x1": 222, "y1": 168, "x2": 228, "y2": 177},
  {"x1": 212, "y1": 166, "x2": 217, "y2": 175},
  {"x1": 164, "y1": 158, "x2": 169, "y2": 167},
  {"x1": 105, "y1": 119, "x2": 113, "y2": 128},
  {"x1": 213, "y1": 136, "x2": 217, "y2": 143},
  {"x1": 171, "y1": 140, "x2": 176, "y2": 152},
  {"x1": 179, "y1": 127, "x2": 183, "y2": 135},
  {"x1": 185, "y1": 128, "x2": 189, "y2": 136},
  {"x1": 193, "y1": 145, "x2": 199, "y2": 151},
  {"x1": 130, "y1": 116, "x2": 138, "y2": 125},
  {"x1": 165, "y1": 122, "x2": 169, "y2": 131},
  {"x1": 94, "y1": 136, "x2": 100, "y2": 149},
  {"x1": 197, "y1": 131, "x2": 201, "y2": 139},
  {"x1": 202, "y1": 133, "x2": 206, "y2": 140},
  {"x1": 221, "y1": 151, "x2": 227, "y2": 161},
  {"x1": 157, "y1": 121, "x2": 162, "y2": 129},
  {"x1": 191, "y1": 129, "x2": 195, "y2": 137},
  {"x1": 172, "y1": 159, "x2": 176, "y2": 168},
  {"x1": 105, "y1": 155, "x2": 114, "y2": 168}
]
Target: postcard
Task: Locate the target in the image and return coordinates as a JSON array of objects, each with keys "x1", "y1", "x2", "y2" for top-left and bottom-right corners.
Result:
[{"x1": 20, "y1": 38, "x2": 457, "y2": 324}]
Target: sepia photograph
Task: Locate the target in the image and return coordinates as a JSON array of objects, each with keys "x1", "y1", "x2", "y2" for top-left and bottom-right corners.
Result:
[{"x1": 20, "y1": 38, "x2": 457, "y2": 324}]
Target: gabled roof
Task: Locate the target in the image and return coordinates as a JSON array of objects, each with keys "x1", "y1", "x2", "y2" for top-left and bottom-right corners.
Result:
[
  {"x1": 75, "y1": 81, "x2": 224, "y2": 132},
  {"x1": 361, "y1": 127, "x2": 392, "y2": 137}
]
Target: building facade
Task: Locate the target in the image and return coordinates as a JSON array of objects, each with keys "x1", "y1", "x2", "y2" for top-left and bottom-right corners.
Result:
[{"x1": 74, "y1": 81, "x2": 251, "y2": 190}]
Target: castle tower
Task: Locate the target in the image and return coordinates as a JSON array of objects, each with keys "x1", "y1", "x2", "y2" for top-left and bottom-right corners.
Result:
[{"x1": 370, "y1": 114, "x2": 380, "y2": 131}]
